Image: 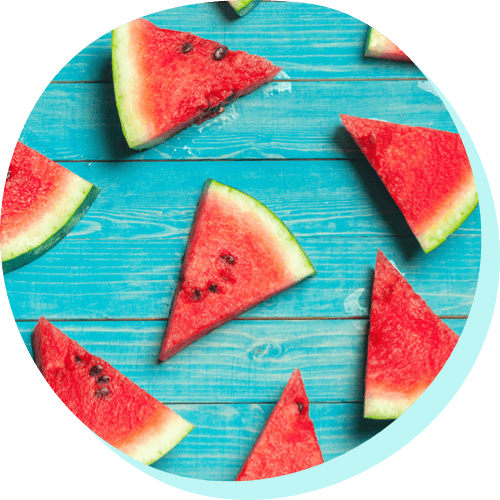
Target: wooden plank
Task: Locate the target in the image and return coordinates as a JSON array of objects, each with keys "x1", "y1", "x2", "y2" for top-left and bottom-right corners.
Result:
[
  {"x1": 150, "y1": 402, "x2": 393, "y2": 480},
  {"x1": 20, "y1": 80, "x2": 455, "y2": 161},
  {"x1": 54, "y1": 160, "x2": 480, "y2": 238},
  {"x1": 17, "y1": 319, "x2": 465, "y2": 403},
  {"x1": 53, "y1": 2, "x2": 423, "y2": 83},
  {"x1": 6, "y1": 234, "x2": 479, "y2": 320}
]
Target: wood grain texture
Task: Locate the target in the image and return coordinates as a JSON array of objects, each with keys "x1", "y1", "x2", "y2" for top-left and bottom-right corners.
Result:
[
  {"x1": 52, "y1": 2, "x2": 423, "y2": 83},
  {"x1": 17, "y1": 319, "x2": 465, "y2": 403},
  {"x1": 5, "y1": 235, "x2": 479, "y2": 320},
  {"x1": 20, "y1": 80, "x2": 455, "y2": 161}
]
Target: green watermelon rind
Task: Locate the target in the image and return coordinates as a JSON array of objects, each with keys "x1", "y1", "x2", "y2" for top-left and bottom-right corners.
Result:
[
  {"x1": 229, "y1": 0, "x2": 261, "y2": 16},
  {"x1": 2, "y1": 184, "x2": 100, "y2": 274},
  {"x1": 417, "y1": 186, "x2": 478, "y2": 253},
  {"x1": 205, "y1": 179, "x2": 317, "y2": 281},
  {"x1": 364, "y1": 27, "x2": 410, "y2": 61}
]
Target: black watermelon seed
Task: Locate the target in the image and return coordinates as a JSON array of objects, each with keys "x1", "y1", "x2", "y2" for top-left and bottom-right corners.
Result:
[
  {"x1": 193, "y1": 289, "x2": 202, "y2": 301},
  {"x1": 213, "y1": 45, "x2": 228, "y2": 61},
  {"x1": 296, "y1": 402, "x2": 304, "y2": 413},
  {"x1": 75, "y1": 355, "x2": 81, "y2": 364},
  {"x1": 98, "y1": 375, "x2": 111, "y2": 384},
  {"x1": 220, "y1": 254, "x2": 235, "y2": 265},
  {"x1": 7, "y1": 170, "x2": 11, "y2": 180},
  {"x1": 95, "y1": 387, "x2": 110, "y2": 398},
  {"x1": 209, "y1": 283, "x2": 218, "y2": 293},
  {"x1": 182, "y1": 42, "x2": 193, "y2": 53},
  {"x1": 89, "y1": 365, "x2": 103, "y2": 377}
]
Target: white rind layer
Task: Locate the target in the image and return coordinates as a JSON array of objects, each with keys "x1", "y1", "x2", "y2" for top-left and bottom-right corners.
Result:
[
  {"x1": 1, "y1": 175, "x2": 94, "y2": 261},
  {"x1": 112, "y1": 22, "x2": 151, "y2": 149},
  {"x1": 120, "y1": 411, "x2": 195, "y2": 465}
]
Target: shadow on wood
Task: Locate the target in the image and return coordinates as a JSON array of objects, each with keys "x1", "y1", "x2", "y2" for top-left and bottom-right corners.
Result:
[{"x1": 332, "y1": 126, "x2": 421, "y2": 259}]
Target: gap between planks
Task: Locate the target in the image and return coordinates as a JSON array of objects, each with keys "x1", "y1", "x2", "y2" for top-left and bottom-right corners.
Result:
[{"x1": 16, "y1": 315, "x2": 467, "y2": 322}]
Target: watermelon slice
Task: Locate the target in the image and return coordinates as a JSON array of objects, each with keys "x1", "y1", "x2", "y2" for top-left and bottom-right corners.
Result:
[
  {"x1": 236, "y1": 369, "x2": 324, "y2": 481},
  {"x1": 159, "y1": 180, "x2": 316, "y2": 362},
  {"x1": 112, "y1": 18, "x2": 281, "y2": 150},
  {"x1": 365, "y1": 251, "x2": 460, "y2": 419},
  {"x1": 1, "y1": 142, "x2": 100, "y2": 274},
  {"x1": 32, "y1": 317, "x2": 194, "y2": 464},
  {"x1": 340, "y1": 115, "x2": 478, "y2": 253},
  {"x1": 229, "y1": 0, "x2": 262, "y2": 17},
  {"x1": 364, "y1": 27, "x2": 411, "y2": 62}
]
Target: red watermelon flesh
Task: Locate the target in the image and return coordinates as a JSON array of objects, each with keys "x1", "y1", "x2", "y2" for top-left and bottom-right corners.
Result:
[
  {"x1": 159, "y1": 180, "x2": 316, "y2": 362},
  {"x1": 365, "y1": 250, "x2": 460, "y2": 419},
  {"x1": 32, "y1": 317, "x2": 194, "y2": 464},
  {"x1": 112, "y1": 18, "x2": 281, "y2": 150},
  {"x1": 236, "y1": 369, "x2": 324, "y2": 481},
  {"x1": 1, "y1": 142, "x2": 99, "y2": 273},
  {"x1": 364, "y1": 28, "x2": 411, "y2": 62},
  {"x1": 340, "y1": 115, "x2": 478, "y2": 253}
]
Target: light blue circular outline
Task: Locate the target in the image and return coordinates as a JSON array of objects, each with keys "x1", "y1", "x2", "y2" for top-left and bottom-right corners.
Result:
[
  {"x1": 99, "y1": 57, "x2": 500, "y2": 500},
  {"x1": 12, "y1": 2, "x2": 497, "y2": 497}
]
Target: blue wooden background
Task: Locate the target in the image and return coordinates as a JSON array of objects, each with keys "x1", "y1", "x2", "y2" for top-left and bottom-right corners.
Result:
[{"x1": 5, "y1": 1, "x2": 480, "y2": 481}]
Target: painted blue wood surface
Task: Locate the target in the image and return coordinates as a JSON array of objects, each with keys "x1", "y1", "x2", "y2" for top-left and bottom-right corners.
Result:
[
  {"x1": 20, "y1": 81, "x2": 454, "y2": 161},
  {"x1": 6, "y1": 1, "x2": 479, "y2": 482}
]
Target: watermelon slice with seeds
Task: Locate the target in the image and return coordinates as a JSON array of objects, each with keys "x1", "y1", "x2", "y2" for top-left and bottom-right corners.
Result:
[
  {"x1": 340, "y1": 115, "x2": 478, "y2": 253},
  {"x1": 365, "y1": 250, "x2": 460, "y2": 419},
  {"x1": 1, "y1": 142, "x2": 100, "y2": 274},
  {"x1": 236, "y1": 369, "x2": 324, "y2": 481},
  {"x1": 364, "y1": 27, "x2": 411, "y2": 62},
  {"x1": 112, "y1": 18, "x2": 281, "y2": 150},
  {"x1": 32, "y1": 317, "x2": 194, "y2": 464},
  {"x1": 158, "y1": 180, "x2": 316, "y2": 362}
]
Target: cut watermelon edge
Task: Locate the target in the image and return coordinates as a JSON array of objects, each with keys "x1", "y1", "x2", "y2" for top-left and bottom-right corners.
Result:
[
  {"x1": 416, "y1": 183, "x2": 478, "y2": 253},
  {"x1": 364, "y1": 27, "x2": 411, "y2": 62},
  {"x1": 2, "y1": 184, "x2": 100, "y2": 274},
  {"x1": 207, "y1": 179, "x2": 317, "y2": 280}
]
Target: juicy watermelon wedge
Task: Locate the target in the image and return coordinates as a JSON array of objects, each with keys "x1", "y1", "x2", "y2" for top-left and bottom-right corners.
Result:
[
  {"x1": 229, "y1": 0, "x2": 262, "y2": 17},
  {"x1": 364, "y1": 27, "x2": 411, "y2": 62},
  {"x1": 236, "y1": 369, "x2": 324, "y2": 481},
  {"x1": 365, "y1": 251, "x2": 460, "y2": 419},
  {"x1": 32, "y1": 317, "x2": 194, "y2": 464},
  {"x1": 159, "y1": 180, "x2": 316, "y2": 362},
  {"x1": 112, "y1": 18, "x2": 281, "y2": 150},
  {"x1": 1, "y1": 142, "x2": 100, "y2": 274},
  {"x1": 340, "y1": 115, "x2": 478, "y2": 253}
]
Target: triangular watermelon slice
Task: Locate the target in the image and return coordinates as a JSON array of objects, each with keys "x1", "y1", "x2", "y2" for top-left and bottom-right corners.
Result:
[
  {"x1": 1, "y1": 142, "x2": 100, "y2": 274},
  {"x1": 112, "y1": 18, "x2": 281, "y2": 150},
  {"x1": 32, "y1": 317, "x2": 194, "y2": 464},
  {"x1": 236, "y1": 369, "x2": 324, "y2": 481},
  {"x1": 159, "y1": 180, "x2": 316, "y2": 362},
  {"x1": 340, "y1": 115, "x2": 478, "y2": 253},
  {"x1": 364, "y1": 27, "x2": 412, "y2": 62},
  {"x1": 365, "y1": 251, "x2": 460, "y2": 419}
]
